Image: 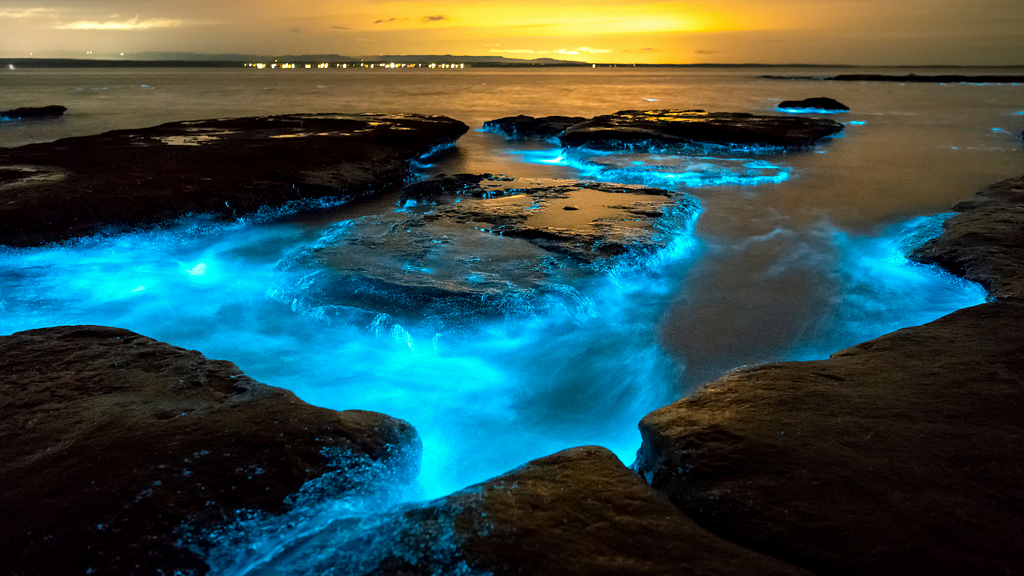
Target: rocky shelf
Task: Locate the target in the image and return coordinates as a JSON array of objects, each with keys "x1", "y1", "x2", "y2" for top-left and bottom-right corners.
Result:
[
  {"x1": 0, "y1": 105, "x2": 67, "y2": 121},
  {"x1": 0, "y1": 113, "x2": 468, "y2": 248},
  {"x1": 0, "y1": 326, "x2": 420, "y2": 575}
]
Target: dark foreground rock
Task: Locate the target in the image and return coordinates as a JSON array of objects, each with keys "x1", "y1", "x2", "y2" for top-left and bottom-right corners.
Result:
[
  {"x1": 0, "y1": 113, "x2": 468, "y2": 248},
  {"x1": 912, "y1": 173, "x2": 1024, "y2": 298},
  {"x1": 776, "y1": 97, "x2": 849, "y2": 112},
  {"x1": 0, "y1": 105, "x2": 67, "y2": 121},
  {"x1": 636, "y1": 300, "x2": 1024, "y2": 576},
  {"x1": 264, "y1": 447, "x2": 810, "y2": 575},
  {"x1": 275, "y1": 174, "x2": 697, "y2": 327},
  {"x1": 831, "y1": 73, "x2": 1024, "y2": 83},
  {"x1": 558, "y1": 109, "x2": 843, "y2": 152},
  {"x1": 481, "y1": 114, "x2": 586, "y2": 139},
  {"x1": 0, "y1": 325, "x2": 420, "y2": 576}
]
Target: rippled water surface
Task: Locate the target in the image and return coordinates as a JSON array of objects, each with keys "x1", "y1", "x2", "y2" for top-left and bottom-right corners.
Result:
[{"x1": 1, "y1": 66, "x2": 1021, "y2": 572}]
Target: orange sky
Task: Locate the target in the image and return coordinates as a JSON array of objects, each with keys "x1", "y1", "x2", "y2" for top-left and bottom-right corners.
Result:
[{"x1": 1, "y1": 0, "x2": 1023, "y2": 64}]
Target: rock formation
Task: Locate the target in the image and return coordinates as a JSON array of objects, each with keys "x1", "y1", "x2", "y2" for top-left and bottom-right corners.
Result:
[
  {"x1": 558, "y1": 109, "x2": 844, "y2": 152},
  {"x1": 0, "y1": 105, "x2": 67, "y2": 121},
  {"x1": 0, "y1": 113, "x2": 468, "y2": 248},
  {"x1": 776, "y1": 97, "x2": 849, "y2": 112},
  {"x1": 0, "y1": 325, "x2": 420, "y2": 575},
  {"x1": 481, "y1": 115, "x2": 587, "y2": 139}
]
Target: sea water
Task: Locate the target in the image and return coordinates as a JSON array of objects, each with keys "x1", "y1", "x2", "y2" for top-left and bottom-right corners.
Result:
[{"x1": 1, "y1": 66, "x2": 1021, "y2": 572}]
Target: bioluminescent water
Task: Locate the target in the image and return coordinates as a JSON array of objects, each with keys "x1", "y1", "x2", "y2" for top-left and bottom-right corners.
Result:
[{"x1": 1, "y1": 65, "x2": 1022, "y2": 573}]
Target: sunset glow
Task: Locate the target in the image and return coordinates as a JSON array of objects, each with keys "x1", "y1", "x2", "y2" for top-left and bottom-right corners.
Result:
[{"x1": 0, "y1": 0, "x2": 1022, "y2": 65}]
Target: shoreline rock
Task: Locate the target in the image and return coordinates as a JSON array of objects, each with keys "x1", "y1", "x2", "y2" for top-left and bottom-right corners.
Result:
[
  {"x1": 776, "y1": 97, "x2": 849, "y2": 113},
  {"x1": 830, "y1": 74, "x2": 1024, "y2": 83},
  {"x1": 481, "y1": 115, "x2": 586, "y2": 139},
  {"x1": 0, "y1": 105, "x2": 67, "y2": 121},
  {"x1": 0, "y1": 113, "x2": 468, "y2": 248},
  {"x1": 558, "y1": 109, "x2": 844, "y2": 152},
  {"x1": 0, "y1": 325, "x2": 420, "y2": 575}
]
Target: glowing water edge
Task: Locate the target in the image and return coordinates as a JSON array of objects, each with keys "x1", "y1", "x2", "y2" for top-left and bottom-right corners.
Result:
[{"x1": 3, "y1": 65, "x2": 1021, "y2": 573}]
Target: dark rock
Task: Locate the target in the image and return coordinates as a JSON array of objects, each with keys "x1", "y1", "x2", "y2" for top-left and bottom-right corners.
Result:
[
  {"x1": 0, "y1": 105, "x2": 67, "y2": 121},
  {"x1": 776, "y1": 97, "x2": 849, "y2": 112},
  {"x1": 0, "y1": 113, "x2": 469, "y2": 248},
  {"x1": 275, "y1": 174, "x2": 697, "y2": 326},
  {"x1": 481, "y1": 114, "x2": 587, "y2": 139},
  {"x1": 912, "y1": 173, "x2": 1024, "y2": 298},
  {"x1": 268, "y1": 446, "x2": 811, "y2": 575},
  {"x1": 636, "y1": 301, "x2": 1024, "y2": 576},
  {"x1": 0, "y1": 325, "x2": 420, "y2": 576},
  {"x1": 831, "y1": 74, "x2": 1024, "y2": 83},
  {"x1": 558, "y1": 109, "x2": 843, "y2": 152}
]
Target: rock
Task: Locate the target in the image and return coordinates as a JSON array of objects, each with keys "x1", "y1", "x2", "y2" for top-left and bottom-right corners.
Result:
[
  {"x1": 636, "y1": 300, "x2": 1024, "y2": 576},
  {"x1": 912, "y1": 173, "x2": 1024, "y2": 298},
  {"x1": 0, "y1": 325, "x2": 420, "y2": 576},
  {"x1": 0, "y1": 113, "x2": 469, "y2": 248},
  {"x1": 0, "y1": 105, "x2": 67, "y2": 121},
  {"x1": 831, "y1": 74, "x2": 1024, "y2": 83},
  {"x1": 275, "y1": 174, "x2": 698, "y2": 326},
  {"x1": 776, "y1": 97, "x2": 849, "y2": 112},
  {"x1": 481, "y1": 114, "x2": 587, "y2": 139},
  {"x1": 263, "y1": 446, "x2": 811, "y2": 575},
  {"x1": 558, "y1": 109, "x2": 844, "y2": 152}
]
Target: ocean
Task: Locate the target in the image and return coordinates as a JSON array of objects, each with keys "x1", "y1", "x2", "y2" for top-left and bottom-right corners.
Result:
[{"x1": 1, "y1": 65, "x2": 1022, "y2": 573}]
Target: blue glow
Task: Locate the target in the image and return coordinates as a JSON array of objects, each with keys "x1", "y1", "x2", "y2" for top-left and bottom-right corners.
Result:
[
  {"x1": 849, "y1": 121, "x2": 866, "y2": 126},
  {"x1": 778, "y1": 107, "x2": 849, "y2": 114}
]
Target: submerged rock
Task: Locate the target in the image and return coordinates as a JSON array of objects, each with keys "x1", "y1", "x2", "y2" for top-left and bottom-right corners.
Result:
[
  {"x1": 0, "y1": 105, "x2": 67, "y2": 121},
  {"x1": 0, "y1": 325, "x2": 420, "y2": 575},
  {"x1": 0, "y1": 113, "x2": 469, "y2": 248},
  {"x1": 263, "y1": 446, "x2": 811, "y2": 575},
  {"x1": 481, "y1": 114, "x2": 587, "y2": 139},
  {"x1": 776, "y1": 97, "x2": 849, "y2": 112},
  {"x1": 558, "y1": 109, "x2": 844, "y2": 152},
  {"x1": 912, "y1": 173, "x2": 1024, "y2": 298},
  {"x1": 831, "y1": 73, "x2": 1024, "y2": 83},
  {"x1": 635, "y1": 301, "x2": 1024, "y2": 576},
  {"x1": 275, "y1": 174, "x2": 698, "y2": 326}
]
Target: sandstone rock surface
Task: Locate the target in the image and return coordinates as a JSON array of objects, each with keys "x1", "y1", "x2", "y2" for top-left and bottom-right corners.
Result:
[
  {"x1": 636, "y1": 301, "x2": 1024, "y2": 576},
  {"x1": 0, "y1": 325, "x2": 420, "y2": 576},
  {"x1": 558, "y1": 109, "x2": 844, "y2": 151},
  {"x1": 913, "y1": 173, "x2": 1024, "y2": 298},
  {"x1": 481, "y1": 114, "x2": 586, "y2": 139},
  {"x1": 0, "y1": 113, "x2": 468, "y2": 248}
]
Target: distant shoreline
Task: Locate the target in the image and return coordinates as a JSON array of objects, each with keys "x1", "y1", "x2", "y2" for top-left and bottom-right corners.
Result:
[{"x1": 4, "y1": 58, "x2": 1024, "y2": 70}]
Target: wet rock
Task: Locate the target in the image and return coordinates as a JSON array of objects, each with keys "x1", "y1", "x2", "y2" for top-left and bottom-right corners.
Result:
[
  {"x1": 636, "y1": 301, "x2": 1024, "y2": 576},
  {"x1": 0, "y1": 105, "x2": 67, "y2": 121},
  {"x1": 912, "y1": 173, "x2": 1024, "y2": 298},
  {"x1": 275, "y1": 174, "x2": 697, "y2": 326},
  {"x1": 481, "y1": 114, "x2": 587, "y2": 139},
  {"x1": 776, "y1": 97, "x2": 849, "y2": 112},
  {"x1": 273, "y1": 447, "x2": 811, "y2": 575},
  {"x1": 558, "y1": 109, "x2": 844, "y2": 152},
  {"x1": 0, "y1": 113, "x2": 469, "y2": 248},
  {"x1": 0, "y1": 325, "x2": 420, "y2": 576}
]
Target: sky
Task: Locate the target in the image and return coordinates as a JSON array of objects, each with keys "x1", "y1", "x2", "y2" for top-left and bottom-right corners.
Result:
[{"x1": 1, "y1": 0, "x2": 1023, "y2": 65}]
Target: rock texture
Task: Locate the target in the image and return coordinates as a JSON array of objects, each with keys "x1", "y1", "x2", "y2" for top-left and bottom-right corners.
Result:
[
  {"x1": 558, "y1": 109, "x2": 844, "y2": 151},
  {"x1": 776, "y1": 97, "x2": 849, "y2": 112},
  {"x1": 275, "y1": 174, "x2": 697, "y2": 326},
  {"x1": 912, "y1": 173, "x2": 1024, "y2": 298},
  {"x1": 636, "y1": 299, "x2": 1024, "y2": 576},
  {"x1": 0, "y1": 105, "x2": 67, "y2": 121},
  {"x1": 0, "y1": 113, "x2": 468, "y2": 248},
  {"x1": 0, "y1": 325, "x2": 420, "y2": 576},
  {"x1": 481, "y1": 114, "x2": 586, "y2": 139},
  {"x1": 269, "y1": 447, "x2": 811, "y2": 575}
]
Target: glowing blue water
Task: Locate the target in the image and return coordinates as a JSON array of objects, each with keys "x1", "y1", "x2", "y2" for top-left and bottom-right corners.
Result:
[{"x1": 778, "y1": 107, "x2": 849, "y2": 114}]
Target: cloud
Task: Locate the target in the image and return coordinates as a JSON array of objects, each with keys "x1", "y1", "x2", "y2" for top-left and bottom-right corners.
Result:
[
  {"x1": 289, "y1": 27, "x2": 301, "y2": 33},
  {"x1": 490, "y1": 49, "x2": 540, "y2": 54},
  {"x1": 0, "y1": 8, "x2": 55, "y2": 18},
  {"x1": 555, "y1": 46, "x2": 611, "y2": 55},
  {"x1": 331, "y1": 25, "x2": 350, "y2": 30},
  {"x1": 373, "y1": 17, "x2": 396, "y2": 24},
  {"x1": 56, "y1": 17, "x2": 182, "y2": 30},
  {"x1": 421, "y1": 15, "x2": 447, "y2": 22},
  {"x1": 623, "y1": 47, "x2": 660, "y2": 53},
  {"x1": 694, "y1": 50, "x2": 718, "y2": 54}
]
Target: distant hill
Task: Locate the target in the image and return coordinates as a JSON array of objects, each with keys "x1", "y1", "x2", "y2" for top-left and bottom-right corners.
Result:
[{"x1": 2, "y1": 52, "x2": 587, "y2": 67}]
